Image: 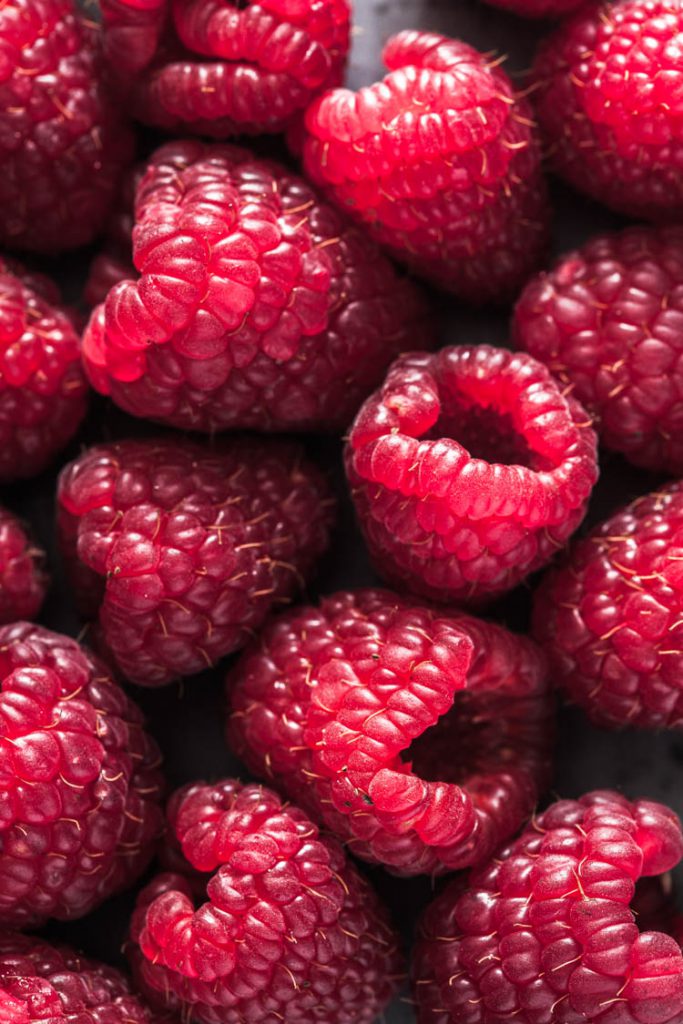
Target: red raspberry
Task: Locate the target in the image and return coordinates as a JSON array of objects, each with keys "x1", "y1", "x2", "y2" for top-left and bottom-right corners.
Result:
[
  {"x1": 57, "y1": 437, "x2": 335, "y2": 688},
  {"x1": 0, "y1": 621, "x2": 163, "y2": 928},
  {"x1": 227, "y1": 588, "x2": 553, "y2": 877},
  {"x1": 532, "y1": 0, "x2": 683, "y2": 220},
  {"x1": 0, "y1": 259, "x2": 88, "y2": 482},
  {"x1": 82, "y1": 140, "x2": 432, "y2": 434},
  {"x1": 300, "y1": 30, "x2": 549, "y2": 303},
  {"x1": 0, "y1": 0, "x2": 133, "y2": 254},
  {"x1": 100, "y1": 0, "x2": 350, "y2": 138},
  {"x1": 129, "y1": 778, "x2": 402, "y2": 1024},
  {"x1": 345, "y1": 346, "x2": 599, "y2": 606},
  {"x1": 514, "y1": 225, "x2": 683, "y2": 475},
  {"x1": 533, "y1": 481, "x2": 683, "y2": 730},
  {"x1": 0, "y1": 508, "x2": 47, "y2": 623},
  {"x1": 413, "y1": 790, "x2": 683, "y2": 1024},
  {"x1": 481, "y1": 0, "x2": 587, "y2": 17}
]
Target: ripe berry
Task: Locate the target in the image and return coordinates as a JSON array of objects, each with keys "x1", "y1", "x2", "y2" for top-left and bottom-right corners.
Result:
[
  {"x1": 0, "y1": 622, "x2": 163, "y2": 928},
  {"x1": 100, "y1": 0, "x2": 351, "y2": 137},
  {"x1": 534, "y1": 481, "x2": 683, "y2": 730},
  {"x1": 57, "y1": 437, "x2": 335, "y2": 688},
  {"x1": 0, "y1": 507, "x2": 47, "y2": 623},
  {"x1": 300, "y1": 29, "x2": 549, "y2": 303},
  {"x1": 532, "y1": 0, "x2": 683, "y2": 219},
  {"x1": 228, "y1": 588, "x2": 553, "y2": 877},
  {"x1": 82, "y1": 140, "x2": 432, "y2": 433},
  {"x1": 413, "y1": 790, "x2": 683, "y2": 1024},
  {"x1": 129, "y1": 778, "x2": 402, "y2": 1024},
  {"x1": 345, "y1": 346, "x2": 599, "y2": 605}
]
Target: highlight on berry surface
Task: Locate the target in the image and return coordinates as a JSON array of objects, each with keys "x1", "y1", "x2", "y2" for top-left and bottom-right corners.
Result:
[
  {"x1": 0, "y1": 507, "x2": 47, "y2": 624},
  {"x1": 227, "y1": 588, "x2": 554, "y2": 876}
]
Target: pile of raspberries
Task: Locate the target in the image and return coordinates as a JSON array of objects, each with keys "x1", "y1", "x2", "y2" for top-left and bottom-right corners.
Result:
[{"x1": 4, "y1": 1, "x2": 683, "y2": 1023}]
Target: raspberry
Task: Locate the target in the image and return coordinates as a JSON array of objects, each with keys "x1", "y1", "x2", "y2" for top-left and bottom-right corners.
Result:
[
  {"x1": 300, "y1": 30, "x2": 549, "y2": 303},
  {"x1": 129, "y1": 778, "x2": 402, "y2": 1024},
  {"x1": 514, "y1": 225, "x2": 683, "y2": 475},
  {"x1": 531, "y1": 0, "x2": 683, "y2": 220},
  {"x1": 0, "y1": 507, "x2": 47, "y2": 623},
  {"x1": 100, "y1": 0, "x2": 351, "y2": 138},
  {"x1": 57, "y1": 437, "x2": 335, "y2": 688},
  {"x1": 345, "y1": 346, "x2": 599, "y2": 606},
  {"x1": 227, "y1": 588, "x2": 553, "y2": 877},
  {"x1": 82, "y1": 140, "x2": 432, "y2": 434},
  {"x1": 481, "y1": 0, "x2": 587, "y2": 17},
  {"x1": 0, "y1": 621, "x2": 163, "y2": 928},
  {"x1": 413, "y1": 790, "x2": 683, "y2": 1024},
  {"x1": 533, "y1": 481, "x2": 683, "y2": 730},
  {"x1": 0, "y1": 0, "x2": 133, "y2": 254}
]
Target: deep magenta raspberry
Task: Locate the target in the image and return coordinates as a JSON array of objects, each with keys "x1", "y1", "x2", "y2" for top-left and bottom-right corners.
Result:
[{"x1": 0, "y1": 508, "x2": 47, "y2": 624}]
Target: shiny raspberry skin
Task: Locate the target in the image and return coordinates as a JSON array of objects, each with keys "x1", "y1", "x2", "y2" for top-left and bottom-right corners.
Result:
[
  {"x1": 345, "y1": 346, "x2": 599, "y2": 605},
  {"x1": 227, "y1": 588, "x2": 553, "y2": 877},
  {"x1": 0, "y1": 259, "x2": 88, "y2": 482},
  {"x1": 0, "y1": 622, "x2": 164, "y2": 929},
  {"x1": 100, "y1": 0, "x2": 350, "y2": 138},
  {"x1": 413, "y1": 791, "x2": 683, "y2": 1024},
  {"x1": 482, "y1": 0, "x2": 587, "y2": 17},
  {"x1": 57, "y1": 437, "x2": 335, "y2": 688},
  {"x1": 533, "y1": 481, "x2": 683, "y2": 730},
  {"x1": 0, "y1": 0, "x2": 133, "y2": 254},
  {"x1": 300, "y1": 30, "x2": 549, "y2": 303},
  {"x1": 514, "y1": 225, "x2": 683, "y2": 475},
  {"x1": 129, "y1": 778, "x2": 402, "y2": 1024},
  {"x1": 0, "y1": 508, "x2": 47, "y2": 623},
  {"x1": 532, "y1": 0, "x2": 683, "y2": 220},
  {"x1": 82, "y1": 140, "x2": 431, "y2": 434}
]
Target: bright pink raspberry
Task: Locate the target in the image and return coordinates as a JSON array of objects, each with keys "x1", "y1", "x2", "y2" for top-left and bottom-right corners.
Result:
[
  {"x1": 227, "y1": 588, "x2": 553, "y2": 877},
  {"x1": 345, "y1": 346, "x2": 599, "y2": 605},
  {"x1": 514, "y1": 225, "x2": 683, "y2": 475},
  {"x1": 0, "y1": 0, "x2": 133, "y2": 254},
  {"x1": 533, "y1": 481, "x2": 683, "y2": 730},
  {"x1": 413, "y1": 790, "x2": 683, "y2": 1024},
  {"x1": 129, "y1": 778, "x2": 402, "y2": 1024},
  {"x1": 0, "y1": 508, "x2": 47, "y2": 623},
  {"x1": 82, "y1": 140, "x2": 432, "y2": 433},
  {"x1": 0, "y1": 622, "x2": 163, "y2": 929},
  {"x1": 100, "y1": 0, "x2": 350, "y2": 137},
  {"x1": 0, "y1": 259, "x2": 88, "y2": 482},
  {"x1": 57, "y1": 437, "x2": 335, "y2": 688},
  {"x1": 481, "y1": 0, "x2": 587, "y2": 17},
  {"x1": 300, "y1": 29, "x2": 549, "y2": 303},
  {"x1": 532, "y1": 0, "x2": 683, "y2": 220}
]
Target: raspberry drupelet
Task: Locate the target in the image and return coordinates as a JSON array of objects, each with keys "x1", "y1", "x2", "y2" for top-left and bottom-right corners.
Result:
[
  {"x1": 532, "y1": 0, "x2": 683, "y2": 220},
  {"x1": 99, "y1": 0, "x2": 351, "y2": 137},
  {"x1": 0, "y1": 0, "x2": 132, "y2": 254},
  {"x1": 345, "y1": 346, "x2": 599, "y2": 606},
  {"x1": 0, "y1": 622, "x2": 163, "y2": 929},
  {"x1": 534, "y1": 481, "x2": 683, "y2": 730},
  {"x1": 227, "y1": 588, "x2": 553, "y2": 877},
  {"x1": 82, "y1": 140, "x2": 432, "y2": 434},
  {"x1": 300, "y1": 29, "x2": 549, "y2": 304},
  {"x1": 57, "y1": 437, "x2": 335, "y2": 688},
  {"x1": 0, "y1": 259, "x2": 88, "y2": 483},
  {"x1": 413, "y1": 791, "x2": 683, "y2": 1024},
  {"x1": 0, "y1": 508, "x2": 47, "y2": 623},
  {"x1": 129, "y1": 778, "x2": 402, "y2": 1024},
  {"x1": 514, "y1": 225, "x2": 683, "y2": 475}
]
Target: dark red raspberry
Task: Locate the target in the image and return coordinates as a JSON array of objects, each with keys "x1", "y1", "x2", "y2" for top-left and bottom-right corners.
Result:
[
  {"x1": 57, "y1": 437, "x2": 335, "y2": 688},
  {"x1": 0, "y1": 508, "x2": 47, "y2": 623},
  {"x1": 0, "y1": 259, "x2": 88, "y2": 482},
  {"x1": 82, "y1": 140, "x2": 432, "y2": 434},
  {"x1": 100, "y1": 0, "x2": 350, "y2": 138},
  {"x1": 129, "y1": 778, "x2": 402, "y2": 1024},
  {"x1": 413, "y1": 790, "x2": 683, "y2": 1024},
  {"x1": 300, "y1": 29, "x2": 549, "y2": 303},
  {"x1": 532, "y1": 0, "x2": 683, "y2": 220},
  {"x1": 0, "y1": 0, "x2": 133, "y2": 254},
  {"x1": 227, "y1": 588, "x2": 553, "y2": 877},
  {"x1": 533, "y1": 481, "x2": 683, "y2": 730},
  {"x1": 345, "y1": 346, "x2": 599, "y2": 606},
  {"x1": 0, "y1": 622, "x2": 163, "y2": 928},
  {"x1": 514, "y1": 225, "x2": 683, "y2": 475},
  {"x1": 481, "y1": 0, "x2": 587, "y2": 17}
]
